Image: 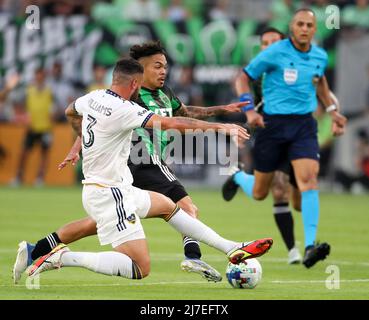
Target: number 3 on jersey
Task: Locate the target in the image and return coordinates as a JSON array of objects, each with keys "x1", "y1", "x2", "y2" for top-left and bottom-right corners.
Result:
[{"x1": 83, "y1": 114, "x2": 97, "y2": 148}]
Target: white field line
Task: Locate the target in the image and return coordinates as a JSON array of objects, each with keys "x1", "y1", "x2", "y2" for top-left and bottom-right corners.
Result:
[
  {"x1": 1, "y1": 279, "x2": 369, "y2": 288},
  {"x1": 1, "y1": 249, "x2": 369, "y2": 266}
]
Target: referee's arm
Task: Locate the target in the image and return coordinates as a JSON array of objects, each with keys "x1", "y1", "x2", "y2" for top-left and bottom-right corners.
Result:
[
  {"x1": 316, "y1": 76, "x2": 335, "y2": 110},
  {"x1": 234, "y1": 70, "x2": 265, "y2": 128},
  {"x1": 317, "y1": 76, "x2": 347, "y2": 136}
]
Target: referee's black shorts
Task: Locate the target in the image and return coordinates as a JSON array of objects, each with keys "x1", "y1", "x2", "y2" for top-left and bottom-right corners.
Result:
[
  {"x1": 129, "y1": 154, "x2": 188, "y2": 203},
  {"x1": 253, "y1": 113, "x2": 319, "y2": 173}
]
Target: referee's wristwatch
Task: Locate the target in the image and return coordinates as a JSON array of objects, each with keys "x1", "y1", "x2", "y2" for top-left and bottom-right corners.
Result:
[{"x1": 326, "y1": 104, "x2": 337, "y2": 113}]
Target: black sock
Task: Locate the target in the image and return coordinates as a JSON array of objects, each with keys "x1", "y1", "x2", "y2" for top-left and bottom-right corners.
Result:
[
  {"x1": 183, "y1": 236, "x2": 201, "y2": 259},
  {"x1": 31, "y1": 232, "x2": 61, "y2": 261},
  {"x1": 273, "y1": 203, "x2": 295, "y2": 251}
]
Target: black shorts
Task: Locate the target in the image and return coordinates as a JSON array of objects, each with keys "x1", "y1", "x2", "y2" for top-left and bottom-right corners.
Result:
[
  {"x1": 253, "y1": 113, "x2": 319, "y2": 173},
  {"x1": 249, "y1": 142, "x2": 298, "y2": 189},
  {"x1": 128, "y1": 154, "x2": 188, "y2": 203},
  {"x1": 24, "y1": 130, "x2": 52, "y2": 150}
]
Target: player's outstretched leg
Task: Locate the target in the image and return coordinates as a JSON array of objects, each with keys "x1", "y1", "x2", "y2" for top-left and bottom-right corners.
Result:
[
  {"x1": 148, "y1": 192, "x2": 273, "y2": 263},
  {"x1": 13, "y1": 218, "x2": 97, "y2": 283},
  {"x1": 28, "y1": 240, "x2": 150, "y2": 280},
  {"x1": 176, "y1": 197, "x2": 222, "y2": 282},
  {"x1": 13, "y1": 241, "x2": 35, "y2": 284},
  {"x1": 159, "y1": 202, "x2": 273, "y2": 263}
]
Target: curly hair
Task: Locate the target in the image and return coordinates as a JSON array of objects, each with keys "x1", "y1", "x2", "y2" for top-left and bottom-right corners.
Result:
[{"x1": 129, "y1": 41, "x2": 166, "y2": 60}]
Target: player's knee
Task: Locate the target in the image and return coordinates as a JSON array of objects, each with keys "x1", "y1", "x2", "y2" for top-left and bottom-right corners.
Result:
[
  {"x1": 158, "y1": 195, "x2": 177, "y2": 217},
  {"x1": 179, "y1": 202, "x2": 198, "y2": 218},
  {"x1": 271, "y1": 186, "x2": 289, "y2": 203},
  {"x1": 134, "y1": 257, "x2": 151, "y2": 279},
  {"x1": 298, "y1": 174, "x2": 318, "y2": 191},
  {"x1": 140, "y1": 266, "x2": 150, "y2": 278},
  {"x1": 253, "y1": 189, "x2": 268, "y2": 200}
]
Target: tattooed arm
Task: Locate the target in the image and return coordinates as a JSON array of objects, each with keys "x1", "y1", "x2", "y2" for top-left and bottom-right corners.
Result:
[
  {"x1": 59, "y1": 102, "x2": 82, "y2": 170},
  {"x1": 144, "y1": 114, "x2": 250, "y2": 143},
  {"x1": 174, "y1": 101, "x2": 248, "y2": 120},
  {"x1": 65, "y1": 101, "x2": 82, "y2": 137}
]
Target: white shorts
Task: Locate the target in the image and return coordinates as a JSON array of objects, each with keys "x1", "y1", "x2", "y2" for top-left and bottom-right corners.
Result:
[{"x1": 82, "y1": 184, "x2": 151, "y2": 247}]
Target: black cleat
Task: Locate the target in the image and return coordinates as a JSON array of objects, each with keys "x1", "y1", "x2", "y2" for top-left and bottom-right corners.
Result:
[
  {"x1": 221, "y1": 163, "x2": 244, "y2": 201},
  {"x1": 303, "y1": 242, "x2": 330, "y2": 268},
  {"x1": 222, "y1": 176, "x2": 239, "y2": 201}
]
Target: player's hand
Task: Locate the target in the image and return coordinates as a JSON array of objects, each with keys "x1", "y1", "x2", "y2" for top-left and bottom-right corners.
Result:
[
  {"x1": 330, "y1": 111, "x2": 347, "y2": 137},
  {"x1": 222, "y1": 101, "x2": 249, "y2": 113},
  {"x1": 58, "y1": 152, "x2": 80, "y2": 170},
  {"x1": 246, "y1": 110, "x2": 264, "y2": 128},
  {"x1": 332, "y1": 121, "x2": 345, "y2": 136},
  {"x1": 222, "y1": 123, "x2": 250, "y2": 146}
]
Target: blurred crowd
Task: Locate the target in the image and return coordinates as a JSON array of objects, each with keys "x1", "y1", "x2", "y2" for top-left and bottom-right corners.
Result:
[
  {"x1": 0, "y1": 0, "x2": 369, "y2": 190},
  {"x1": 0, "y1": 0, "x2": 368, "y2": 26}
]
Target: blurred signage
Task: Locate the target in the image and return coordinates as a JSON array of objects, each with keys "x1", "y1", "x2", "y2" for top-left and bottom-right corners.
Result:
[{"x1": 0, "y1": 15, "x2": 261, "y2": 84}]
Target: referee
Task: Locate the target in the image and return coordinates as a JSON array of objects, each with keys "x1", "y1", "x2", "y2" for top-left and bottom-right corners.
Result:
[{"x1": 230, "y1": 9, "x2": 346, "y2": 268}]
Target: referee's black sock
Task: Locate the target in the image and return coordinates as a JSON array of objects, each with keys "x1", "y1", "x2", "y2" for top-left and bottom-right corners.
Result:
[
  {"x1": 183, "y1": 236, "x2": 202, "y2": 259},
  {"x1": 273, "y1": 203, "x2": 295, "y2": 251},
  {"x1": 31, "y1": 232, "x2": 61, "y2": 261}
]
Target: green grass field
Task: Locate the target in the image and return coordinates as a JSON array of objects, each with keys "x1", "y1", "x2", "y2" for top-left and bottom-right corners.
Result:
[{"x1": 0, "y1": 186, "x2": 368, "y2": 300}]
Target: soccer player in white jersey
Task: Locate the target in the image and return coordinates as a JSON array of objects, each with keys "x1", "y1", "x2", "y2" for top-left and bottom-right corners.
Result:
[{"x1": 26, "y1": 58, "x2": 273, "y2": 280}]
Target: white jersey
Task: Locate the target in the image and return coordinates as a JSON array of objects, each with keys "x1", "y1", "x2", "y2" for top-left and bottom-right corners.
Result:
[{"x1": 74, "y1": 89, "x2": 154, "y2": 187}]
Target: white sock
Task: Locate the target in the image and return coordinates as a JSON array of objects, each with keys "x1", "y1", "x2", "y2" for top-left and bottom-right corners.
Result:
[
  {"x1": 61, "y1": 251, "x2": 142, "y2": 279},
  {"x1": 167, "y1": 208, "x2": 238, "y2": 254}
]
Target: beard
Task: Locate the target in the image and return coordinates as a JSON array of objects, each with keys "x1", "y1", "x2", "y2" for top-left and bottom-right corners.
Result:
[{"x1": 131, "y1": 87, "x2": 140, "y2": 101}]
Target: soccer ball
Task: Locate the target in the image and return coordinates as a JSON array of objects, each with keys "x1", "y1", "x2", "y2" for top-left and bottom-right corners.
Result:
[{"x1": 226, "y1": 258, "x2": 262, "y2": 289}]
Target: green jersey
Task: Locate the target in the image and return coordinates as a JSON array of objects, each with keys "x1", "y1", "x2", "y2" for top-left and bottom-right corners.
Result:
[{"x1": 134, "y1": 85, "x2": 182, "y2": 159}]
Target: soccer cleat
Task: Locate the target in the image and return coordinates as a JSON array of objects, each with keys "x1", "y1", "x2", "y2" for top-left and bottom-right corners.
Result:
[
  {"x1": 221, "y1": 163, "x2": 244, "y2": 201},
  {"x1": 228, "y1": 238, "x2": 273, "y2": 264},
  {"x1": 288, "y1": 247, "x2": 302, "y2": 264},
  {"x1": 303, "y1": 242, "x2": 330, "y2": 268},
  {"x1": 181, "y1": 259, "x2": 222, "y2": 282},
  {"x1": 13, "y1": 241, "x2": 35, "y2": 284},
  {"x1": 27, "y1": 244, "x2": 69, "y2": 277}
]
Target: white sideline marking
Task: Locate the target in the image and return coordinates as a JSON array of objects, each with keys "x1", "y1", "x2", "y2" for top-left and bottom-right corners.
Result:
[
  {"x1": 2, "y1": 248, "x2": 369, "y2": 266},
  {"x1": 3, "y1": 279, "x2": 369, "y2": 288},
  {"x1": 5, "y1": 281, "x2": 207, "y2": 288}
]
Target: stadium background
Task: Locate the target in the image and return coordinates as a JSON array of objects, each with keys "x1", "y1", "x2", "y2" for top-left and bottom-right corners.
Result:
[{"x1": 0, "y1": 0, "x2": 368, "y2": 191}]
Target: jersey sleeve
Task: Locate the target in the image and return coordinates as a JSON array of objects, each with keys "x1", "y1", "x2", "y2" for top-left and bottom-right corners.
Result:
[
  {"x1": 244, "y1": 45, "x2": 277, "y2": 80},
  {"x1": 74, "y1": 95, "x2": 87, "y2": 115},
  {"x1": 121, "y1": 101, "x2": 155, "y2": 130},
  {"x1": 320, "y1": 49, "x2": 329, "y2": 76}
]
